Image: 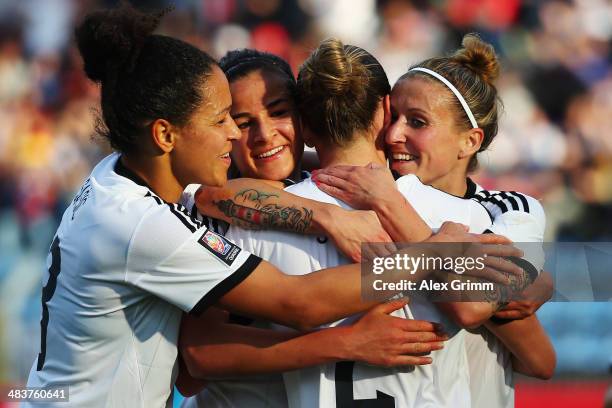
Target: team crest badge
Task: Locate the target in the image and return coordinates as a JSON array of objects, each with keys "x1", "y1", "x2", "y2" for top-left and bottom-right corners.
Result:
[
  {"x1": 198, "y1": 230, "x2": 241, "y2": 266},
  {"x1": 203, "y1": 231, "x2": 230, "y2": 255}
]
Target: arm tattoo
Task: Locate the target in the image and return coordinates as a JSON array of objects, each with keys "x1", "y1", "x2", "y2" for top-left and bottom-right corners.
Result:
[
  {"x1": 469, "y1": 266, "x2": 532, "y2": 311},
  {"x1": 235, "y1": 189, "x2": 279, "y2": 204},
  {"x1": 434, "y1": 263, "x2": 532, "y2": 310},
  {"x1": 213, "y1": 189, "x2": 313, "y2": 233}
]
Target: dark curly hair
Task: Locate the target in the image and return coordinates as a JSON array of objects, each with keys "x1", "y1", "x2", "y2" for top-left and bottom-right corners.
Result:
[{"x1": 75, "y1": 3, "x2": 217, "y2": 154}]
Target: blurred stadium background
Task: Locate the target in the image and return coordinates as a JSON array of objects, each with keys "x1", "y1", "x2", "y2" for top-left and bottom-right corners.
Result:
[{"x1": 0, "y1": 0, "x2": 610, "y2": 407}]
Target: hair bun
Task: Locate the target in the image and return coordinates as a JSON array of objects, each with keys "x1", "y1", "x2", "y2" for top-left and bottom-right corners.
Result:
[
  {"x1": 452, "y1": 33, "x2": 500, "y2": 84},
  {"x1": 301, "y1": 38, "x2": 366, "y2": 97},
  {"x1": 75, "y1": 3, "x2": 168, "y2": 82}
]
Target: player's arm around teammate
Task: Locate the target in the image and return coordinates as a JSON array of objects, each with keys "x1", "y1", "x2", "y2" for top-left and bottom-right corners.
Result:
[
  {"x1": 216, "y1": 225, "x2": 518, "y2": 331},
  {"x1": 176, "y1": 300, "x2": 447, "y2": 396},
  {"x1": 192, "y1": 177, "x2": 429, "y2": 262}
]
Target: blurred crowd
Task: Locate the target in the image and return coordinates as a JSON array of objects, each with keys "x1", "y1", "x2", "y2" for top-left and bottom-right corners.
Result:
[{"x1": 0, "y1": 0, "x2": 611, "y2": 384}]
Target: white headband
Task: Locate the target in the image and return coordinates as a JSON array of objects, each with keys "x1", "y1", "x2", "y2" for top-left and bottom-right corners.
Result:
[{"x1": 409, "y1": 67, "x2": 478, "y2": 129}]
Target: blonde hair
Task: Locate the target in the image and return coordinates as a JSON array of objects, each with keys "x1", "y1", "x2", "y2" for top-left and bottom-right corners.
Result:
[
  {"x1": 401, "y1": 33, "x2": 502, "y2": 172},
  {"x1": 297, "y1": 38, "x2": 390, "y2": 146}
]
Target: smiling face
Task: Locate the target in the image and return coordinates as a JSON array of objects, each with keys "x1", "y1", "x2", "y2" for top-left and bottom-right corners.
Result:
[
  {"x1": 228, "y1": 69, "x2": 303, "y2": 181},
  {"x1": 172, "y1": 65, "x2": 240, "y2": 187},
  {"x1": 386, "y1": 77, "x2": 474, "y2": 192}
]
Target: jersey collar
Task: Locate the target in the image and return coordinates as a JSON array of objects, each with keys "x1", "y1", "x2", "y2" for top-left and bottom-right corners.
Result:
[
  {"x1": 464, "y1": 177, "x2": 478, "y2": 199},
  {"x1": 391, "y1": 172, "x2": 478, "y2": 199},
  {"x1": 114, "y1": 156, "x2": 151, "y2": 189}
]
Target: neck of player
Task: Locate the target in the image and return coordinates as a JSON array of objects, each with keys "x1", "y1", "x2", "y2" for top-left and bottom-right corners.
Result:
[
  {"x1": 316, "y1": 137, "x2": 386, "y2": 169},
  {"x1": 121, "y1": 154, "x2": 184, "y2": 203},
  {"x1": 428, "y1": 166, "x2": 470, "y2": 198}
]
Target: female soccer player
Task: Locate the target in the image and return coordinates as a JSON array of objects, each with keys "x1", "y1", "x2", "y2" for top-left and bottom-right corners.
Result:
[
  {"x1": 313, "y1": 34, "x2": 556, "y2": 407},
  {"x1": 25, "y1": 6, "x2": 519, "y2": 407}
]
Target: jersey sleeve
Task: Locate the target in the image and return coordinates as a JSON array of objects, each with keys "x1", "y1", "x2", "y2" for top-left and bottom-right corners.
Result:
[
  {"x1": 474, "y1": 192, "x2": 545, "y2": 241},
  {"x1": 474, "y1": 192, "x2": 546, "y2": 273},
  {"x1": 125, "y1": 202, "x2": 262, "y2": 315},
  {"x1": 396, "y1": 174, "x2": 492, "y2": 233}
]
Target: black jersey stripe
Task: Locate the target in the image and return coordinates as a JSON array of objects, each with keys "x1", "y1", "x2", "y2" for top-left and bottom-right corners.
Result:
[
  {"x1": 201, "y1": 215, "x2": 211, "y2": 229},
  {"x1": 471, "y1": 199, "x2": 495, "y2": 223},
  {"x1": 475, "y1": 194, "x2": 516, "y2": 215},
  {"x1": 173, "y1": 203, "x2": 197, "y2": 225},
  {"x1": 486, "y1": 195, "x2": 509, "y2": 213},
  {"x1": 145, "y1": 191, "x2": 163, "y2": 205},
  {"x1": 283, "y1": 170, "x2": 310, "y2": 187},
  {"x1": 196, "y1": 216, "x2": 227, "y2": 234},
  {"x1": 217, "y1": 220, "x2": 229, "y2": 235},
  {"x1": 510, "y1": 191, "x2": 530, "y2": 213},
  {"x1": 472, "y1": 192, "x2": 492, "y2": 202},
  {"x1": 173, "y1": 202, "x2": 193, "y2": 217},
  {"x1": 179, "y1": 203, "x2": 204, "y2": 228},
  {"x1": 144, "y1": 189, "x2": 203, "y2": 232},
  {"x1": 172, "y1": 203, "x2": 202, "y2": 230},
  {"x1": 189, "y1": 255, "x2": 262, "y2": 316},
  {"x1": 168, "y1": 204, "x2": 197, "y2": 233},
  {"x1": 474, "y1": 190, "x2": 532, "y2": 215},
  {"x1": 499, "y1": 192, "x2": 520, "y2": 211},
  {"x1": 464, "y1": 177, "x2": 478, "y2": 198}
]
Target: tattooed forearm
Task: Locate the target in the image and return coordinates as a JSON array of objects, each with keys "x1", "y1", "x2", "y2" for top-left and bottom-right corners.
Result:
[
  {"x1": 259, "y1": 204, "x2": 313, "y2": 232},
  {"x1": 235, "y1": 189, "x2": 279, "y2": 206},
  {"x1": 213, "y1": 195, "x2": 314, "y2": 233},
  {"x1": 490, "y1": 264, "x2": 532, "y2": 311},
  {"x1": 433, "y1": 261, "x2": 533, "y2": 308},
  {"x1": 473, "y1": 268, "x2": 532, "y2": 309}
]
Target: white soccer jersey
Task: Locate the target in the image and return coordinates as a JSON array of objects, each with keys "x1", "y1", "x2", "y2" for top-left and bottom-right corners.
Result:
[
  {"x1": 25, "y1": 153, "x2": 261, "y2": 408},
  {"x1": 395, "y1": 175, "x2": 492, "y2": 233},
  {"x1": 463, "y1": 179, "x2": 546, "y2": 408},
  {"x1": 223, "y1": 175, "x2": 493, "y2": 408},
  {"x1": 180, "y1": 376, "x2": 289, "y2": 408}
]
